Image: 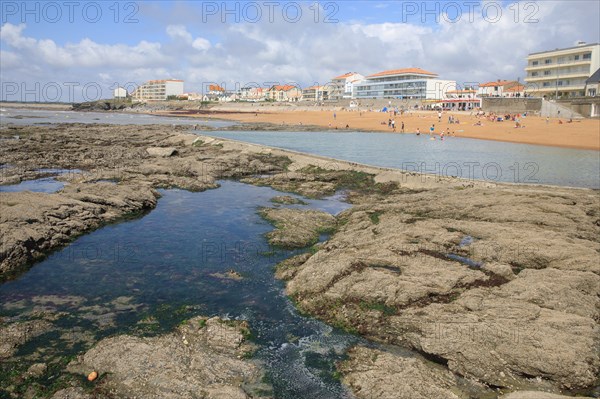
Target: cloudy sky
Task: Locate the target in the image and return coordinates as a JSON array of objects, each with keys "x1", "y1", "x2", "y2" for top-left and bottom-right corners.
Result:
[{"x1": 1, "y1": 0, "x2": 599, "y2": 102}]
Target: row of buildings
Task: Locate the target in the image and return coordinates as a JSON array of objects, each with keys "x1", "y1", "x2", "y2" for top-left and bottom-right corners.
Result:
[{"x1": 118, "y1": 42, "x2": 600, "y2": 107}]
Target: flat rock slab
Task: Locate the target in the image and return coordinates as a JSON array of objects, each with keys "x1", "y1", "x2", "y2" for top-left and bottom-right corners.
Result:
[
  {"x1": 283, "y1": 185, "x2": 600, "y2": 392},
  {"x1": 146, "y1": 147, "x2": 178, "y2": 157},
  {"x1": 68, "y1": 316, "x2": 269, "y2": 399},
  {"x1": 338, "y1": 346, "x2": 463, "y2": 399},
  {"x1": 260, "y1": 207, "x2": 336, "y2": 248}
]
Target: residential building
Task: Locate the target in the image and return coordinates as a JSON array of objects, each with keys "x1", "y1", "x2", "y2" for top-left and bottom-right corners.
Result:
[
  {"x1": 266, "y1": 85, "x2": 302, "y2": 102},
  {"x1": 524, "y1": 42, "x2": 600, "y2": 98},
  {"x1": 504, "y1": 84, "x2": 526, "y2": 97},
  {"x1": 584, "y1": 68, "x2": 600, "y2": 97},
  {"x1": 352, "y1": 68, "x2": 456, "y2": 100},
  {"x1": 240, "y1": 87, "x2": 267, "y2": 101},
  {"x1": 477, "y1": 80, "x2": 521, "y2": 97},
  {"x1": 302, "y1": 85, "x2": 329, "y2": 101},
  {"x1": 440, "y1": 89, "x2": 481, "y2": 110},
  {"x1": 330, "y1": 72, "x2": 364, "y2": 99},
  {"x1": 177, "y1": 92, "x2": 202, "y2": 101},
  {"x1": 207, "y1": 84, "x2": 226, "y2": 95},
  {"x1": 113, "y1": 87, "x2": 128, "y2": 99},
  {"x1": 131, "y1": 79, "x2": 184, "y2": 101}
]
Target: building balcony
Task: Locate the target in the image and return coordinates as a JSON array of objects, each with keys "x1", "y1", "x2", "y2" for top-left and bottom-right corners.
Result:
[
  {"x1": 525, "y1": 60, "x2": 591, "y2": 71},
  {"x1": 525, "y1": 73, "x2": 590, "y2": 82}
]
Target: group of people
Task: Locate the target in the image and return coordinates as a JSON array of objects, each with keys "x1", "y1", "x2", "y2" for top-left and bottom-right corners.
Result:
[
  {"x1": 419, "y1": 124, "x2": 455, "y2": 140},
  {"x1": 386, "y1": 118, "x2": 405, "y2": 132}
]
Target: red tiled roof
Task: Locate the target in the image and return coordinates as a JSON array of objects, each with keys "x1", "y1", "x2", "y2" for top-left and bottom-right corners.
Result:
[
  {"x1": 333, "y1": 72, "x2": 358, "y2": 80},
  {"x1": 505, "y1": 84, "x2": 525, "y2": 92},
  {"x1": 367, "y1": 68, "x2": 437, "y2": 78},
  {"x1": 270, "y1": 85, "x2": 298, "y2": 91},
  {"x1": 479, "y1": 80, "x2": 518, "y2": 87}
]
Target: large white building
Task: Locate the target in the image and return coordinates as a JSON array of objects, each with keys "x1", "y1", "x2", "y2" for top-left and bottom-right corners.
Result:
[
  {"x1": 524, "y1": 42, "x2": 600, "y2": 98},
  {"x1": 352, "y1": 68, "x2": 456, "y2": 100},
  {"x1": 131, "y1": 79, "x2": 184, "y2": 101}
]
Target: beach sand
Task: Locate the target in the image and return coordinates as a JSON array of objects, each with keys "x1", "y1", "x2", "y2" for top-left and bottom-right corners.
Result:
[{"x1": 180, "y1": 108, "x2": 600, "y2": 151}]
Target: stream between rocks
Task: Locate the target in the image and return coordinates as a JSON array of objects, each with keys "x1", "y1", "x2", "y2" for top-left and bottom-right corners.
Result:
[{"x1": 0, "y1": 181, "x2": 361, "y2": 398}]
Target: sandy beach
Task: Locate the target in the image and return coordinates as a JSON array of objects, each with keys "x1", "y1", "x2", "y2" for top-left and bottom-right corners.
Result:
[{"x1": 163, "y1": 107, "x2": 600, "y2": 151}]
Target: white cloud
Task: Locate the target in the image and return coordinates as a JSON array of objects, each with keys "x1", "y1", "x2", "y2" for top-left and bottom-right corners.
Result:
[
  {"x1": 192, "y1": 37, "x2": 211, "y2": 51},
  {"x1": 166, "y1": 25, "x2": 193, "y2": 43}
]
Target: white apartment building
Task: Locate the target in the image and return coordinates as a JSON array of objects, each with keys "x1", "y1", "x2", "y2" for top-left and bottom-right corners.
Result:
[
  {"x1": 330, "y1": 72, "x2": 364, "y2": 99},
  {"x1": 353, "y1": 68, "x2": 456, "y2": 100},
  {"x1": 302, "y1": 85, "x2": 329, "y2": 101},
  {"x1": 131, "y1": 79, "x2": 184, "y2": 101},
  {"x1": 113, "y1": 87, "x2": 128, "y2": 99},
  {"x1": 524, "y1": 42, "x2": 600, "y2": 98}
]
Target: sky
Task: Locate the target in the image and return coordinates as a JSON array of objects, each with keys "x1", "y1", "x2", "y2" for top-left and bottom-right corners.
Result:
[{"x1": 1, "y1": 0, "x2": 599, "y2": 102}]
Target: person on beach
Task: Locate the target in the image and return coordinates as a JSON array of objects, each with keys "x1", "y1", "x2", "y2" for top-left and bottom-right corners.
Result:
[
  {"x1": 401, "y1": 121, "x2": 405, "y2": 133},
  {"x1": 438, "y1": 111, "x2": 442, "y2": 122},
  {"x1": 333, "y1": 112, "x2": 336, "y2": 120},
  {"x1": 416, "y1": 128, "x2": 420, "y2": 135}
]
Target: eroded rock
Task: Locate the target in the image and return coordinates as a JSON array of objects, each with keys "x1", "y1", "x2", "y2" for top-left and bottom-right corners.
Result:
[
  {"x1": 283, "y1": 186, "x2": 600, "y2": 392},
  {"x1": 67, "y1": 316, "x2": 269, "y2": 399},
  {"x1": 260, "y1": 207, "x2": 336, "y2": 248}
]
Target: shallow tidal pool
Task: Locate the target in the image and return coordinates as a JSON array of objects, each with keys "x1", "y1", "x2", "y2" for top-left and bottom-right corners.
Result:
[{"x1": 0, "y1": 180, "x2": 358, "y2": 398}]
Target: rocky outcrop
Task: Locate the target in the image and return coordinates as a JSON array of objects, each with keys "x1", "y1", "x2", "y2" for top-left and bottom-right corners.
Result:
[
  {"x1": 67, "y1": 316, "x2": 269, "y2": 399},
  {"x1": 260, "y1": 208, "x2": 336, "y2": 248},
  {"x1": 338, "y1": 346, "x2": 467, "y2": 399},
  {"x1": 283, "y1": 185, "x2": 600, "y2": 393}
]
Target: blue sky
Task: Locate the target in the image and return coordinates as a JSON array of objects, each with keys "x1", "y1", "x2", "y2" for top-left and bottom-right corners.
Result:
[{"x1": 1, "y1": 1, "x2": 599, "y2": 101}]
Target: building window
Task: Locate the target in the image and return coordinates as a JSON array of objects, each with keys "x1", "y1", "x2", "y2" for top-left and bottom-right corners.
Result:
[
  {"x1": 545, "y1": 59, "x2": 552, "y2": 64},
  {"x1": 531, "y1": 72, "x2": 538, "y2": 77},
  {"x1": 532, "y1": 61, "x2": 538, "y2": 66},
  {"x1": 583, "y1": 53, "x2": 591, "y2": 60},
  {"x1": 544, "y1": 70, "x2": 551, "y2": 76},
  {"x1": 557, "y1": 57, "x2": 565, "y2": 63},
  {"x1": 574, "y1": 55, "x2": 580, "y2": 61},
  {"x1": 543, "y1": 82, "x2": 551, "y2": 87}
]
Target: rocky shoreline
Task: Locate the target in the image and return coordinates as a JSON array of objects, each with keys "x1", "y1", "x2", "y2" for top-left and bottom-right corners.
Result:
[{"x1": 1, "y1": 122, "x2": 598, "y2": 398}]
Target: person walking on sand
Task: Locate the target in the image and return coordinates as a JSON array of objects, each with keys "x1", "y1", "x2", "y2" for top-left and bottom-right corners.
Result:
[
  {"x1": 416, "y1": 128, "x2": 420, "y2": 136},
  {"x1": 401, "y1": 121, "x2": 405, "y2": 133},
  {"x1": 333, "y1": 112, "x2": 336, "y2": 120},
  {"x1": 392, "y1": 119, "x2": 396, "y2": 131},
  {"x1": 438, "y1": 110, "x2": 442, "y2": 122},
  {"x1": 429, "y1": 124, "x2": 435, "y2": 139}
]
